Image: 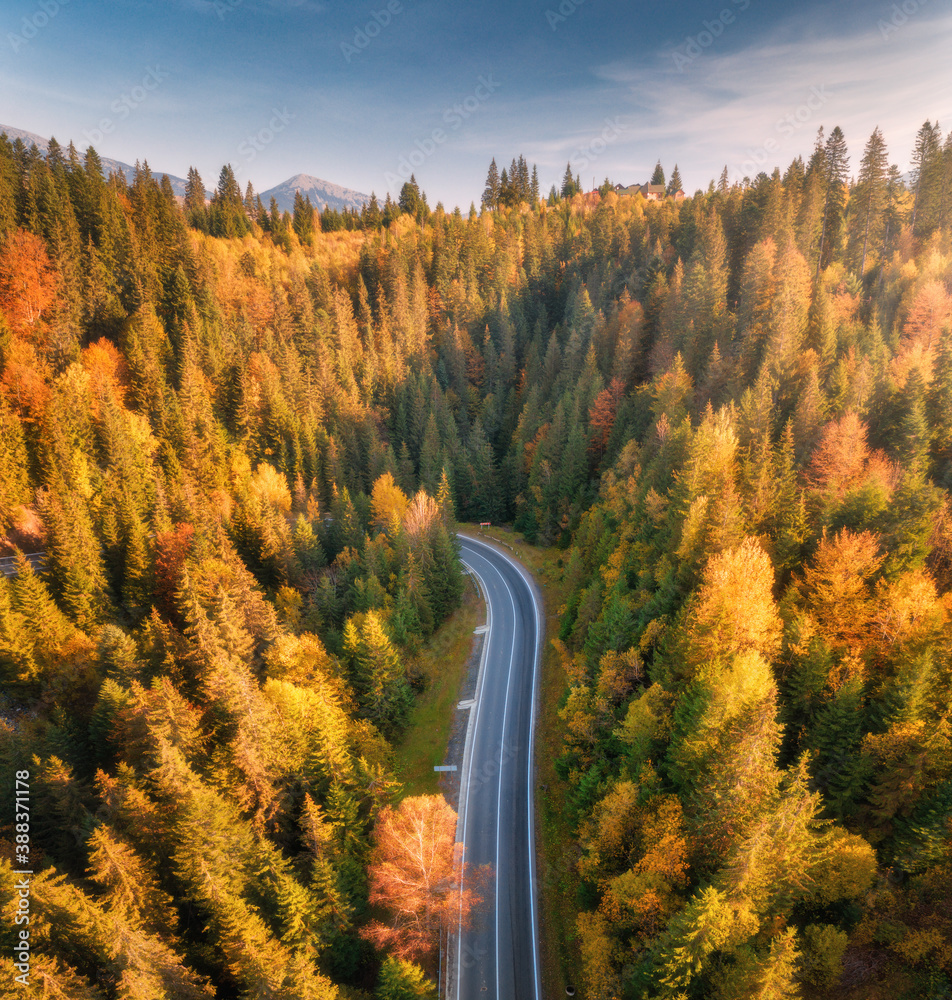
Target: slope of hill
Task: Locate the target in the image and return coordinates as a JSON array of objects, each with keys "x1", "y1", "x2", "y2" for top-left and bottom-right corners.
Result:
[
  {"x1": 0, "y1": 123, "x2": 197, "y2": 197},
  {"x1": 260, "y1": 173, "x2": 371, "y2": 213}
]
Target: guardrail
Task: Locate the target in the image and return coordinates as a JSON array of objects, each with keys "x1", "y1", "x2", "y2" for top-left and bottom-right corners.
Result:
[{"x1": 0, "y1": 552, "x2": 46, "y2": 578}]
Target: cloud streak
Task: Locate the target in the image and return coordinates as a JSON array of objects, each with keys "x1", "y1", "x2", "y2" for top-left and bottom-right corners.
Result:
[{"x1": 589, "y1": 8, "x2": 952, "y2": 184}]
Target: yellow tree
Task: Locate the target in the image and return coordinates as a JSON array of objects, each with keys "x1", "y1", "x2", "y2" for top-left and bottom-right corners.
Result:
[
  {"x1": 800, "y1": 528, "x2": 883, "y2": 661},
  {"x1": 371, "y1": 472, "x2": 410, "y2": 533},
  {"x1": 676, "y1": 537, "x2": 782, "y2": 675}
]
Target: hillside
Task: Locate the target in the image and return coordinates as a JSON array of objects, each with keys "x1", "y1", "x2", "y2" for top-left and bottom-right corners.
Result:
[
  {"x1": 0, "y1": 123, "x2": 196, "y2": 197},
  {"x1": 1, "y1": 119, "x2": 952, "y2": 998}
]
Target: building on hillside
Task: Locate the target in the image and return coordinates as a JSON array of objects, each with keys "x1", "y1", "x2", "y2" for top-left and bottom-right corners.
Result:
[
  {"x1": 639, "y1": 183, "x2": 666, "y2": 201},
  {"x1": 613, "y1": 182, "x2": 685, "y2": 201}
]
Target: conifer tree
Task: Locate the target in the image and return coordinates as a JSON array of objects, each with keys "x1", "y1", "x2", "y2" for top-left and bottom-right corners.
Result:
[
  {"x1": 910, "y1": 119, "x2": 943, "y2": 238},
  {"x1": 849, "y1": 126, "x2": 889, "y2": 275},
  {"x1": 667, "y1": 164, "x2": 683, "y2": 195},
  {"x1": 481, "y1": 158, "x2": 500, "y2": 211},
  {"x1": 816, "y1": 125, "x2": 849, "y2": 275}
]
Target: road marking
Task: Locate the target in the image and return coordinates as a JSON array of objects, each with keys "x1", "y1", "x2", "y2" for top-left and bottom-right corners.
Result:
[
  {"x1": 458, "y1": 534, "x2": 544, "y2": 1000},
  {"x1": 455, "y1": 552, "x2": 493, "y2": 1000},
  {"x1": 492, "y1": 565, "x2": 519, "y2": 1000}
]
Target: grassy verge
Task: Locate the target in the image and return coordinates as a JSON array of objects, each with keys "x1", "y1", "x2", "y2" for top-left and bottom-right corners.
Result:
[
  {"x1": 458, "y1": 524, "x2": 580, "y2": 998},
  {"x1": 391, "y1": 576, "x2": 481, "y2": 797}
]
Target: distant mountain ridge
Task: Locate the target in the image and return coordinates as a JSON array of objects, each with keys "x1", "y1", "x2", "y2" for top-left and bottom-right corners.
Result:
[
  {"x1": 260, "y1": 173, "x2": 370, "y2": 214},
  {"x1": 0, "y1": 124, "x2": 195, "y2": 197},
  {"x1": 1, "y1": 125, "x2": 370, "y2": 215}
]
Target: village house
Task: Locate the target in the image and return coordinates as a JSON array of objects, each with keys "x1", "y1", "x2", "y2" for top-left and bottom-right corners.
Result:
[{"x1": 613, "y1": 181, "x2": 685, "y2": 201}]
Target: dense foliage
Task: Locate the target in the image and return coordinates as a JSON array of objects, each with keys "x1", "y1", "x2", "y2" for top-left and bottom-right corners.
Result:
[
  {"x1": 0, "y1": 115, "x2": 951, "y2": 998},
  {"x1": 0, "y1": 139, "x2": 464, "y2": 998}
]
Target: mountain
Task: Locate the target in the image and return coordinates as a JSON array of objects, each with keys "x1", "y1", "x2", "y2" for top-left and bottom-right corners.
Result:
[
  {"x1": 0, "y1": 123, "x2": 197, "y2": 197},
  {"x1": 259, "y1": 173, "x2": 370, "y2": 214},
  {"x1": 2, "y1": 127, "x2": 371, "y2": 212}
]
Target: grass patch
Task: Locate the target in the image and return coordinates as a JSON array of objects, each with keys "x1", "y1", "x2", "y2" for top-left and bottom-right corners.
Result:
[
  {"x1": 458, "y1": 525, "x2": 581, "y2": 998},
  {"x1": 392, "y1": 577, "x2": 481, "y2": 797}
]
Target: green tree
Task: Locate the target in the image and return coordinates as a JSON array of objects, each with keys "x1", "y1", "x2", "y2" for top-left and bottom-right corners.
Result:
[
  {"x1": 481, "y1": 158, "x2": 500, "y2": 211},
  {"x1": 667, "y1": 164, "x2": 683, "y2": 195},
  {"x1": 376, "y1": 957, "x2": 436, "y2": 999}
]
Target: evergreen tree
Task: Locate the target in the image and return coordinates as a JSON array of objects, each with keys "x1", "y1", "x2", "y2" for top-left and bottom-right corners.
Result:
[
  {"x1": 183, "y1": 166, "x2": 207, "y2": 231},
  {"x1": 667, "y1": 164, "x2": 683, "y2": 195},
  {"x1": 561, "y1": 162, "x2": 579, "y2": 199},
  {"x1": 849, "y1": 126, "x2": 889, "y2": 275},
  {"x1": 816, "y1": 125, "x2": 849, "y2": 274},
  {"x1": 910, "y1": 119, "x2": 943, "y2": 238},
  {"x1": 482, "y1": 157, "x2": 500, "y2": 210}
]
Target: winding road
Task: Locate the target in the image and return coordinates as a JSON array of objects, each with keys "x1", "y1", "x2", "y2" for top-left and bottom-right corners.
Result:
[{"x1": 453, "y1": 535, "x2": 543, "y2": 1000}]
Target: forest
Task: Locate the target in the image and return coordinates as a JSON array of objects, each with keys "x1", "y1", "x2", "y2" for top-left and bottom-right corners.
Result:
[{"x1": 0, "y1": 118, "x2": 951, "y2": 999}]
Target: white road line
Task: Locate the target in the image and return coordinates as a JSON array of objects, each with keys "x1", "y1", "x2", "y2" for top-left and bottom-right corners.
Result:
[
  {"x1": 458, "y1": 535, "x2": 544, "y2": 1000},
  {"x1": 493, "y1": 568, "x2": 519, "y2": 1000},
  {"x1": 455, "y1": 553, "x2": 492, "y2": 1000}
]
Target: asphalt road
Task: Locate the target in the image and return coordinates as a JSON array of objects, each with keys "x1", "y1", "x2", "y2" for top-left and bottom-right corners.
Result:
[
  {"x1": 0, "y1": 552, "x2": 45, "y2": 578},
  {"x1": 453, "y1": 535, "x2": 543, "y2": 1000}
]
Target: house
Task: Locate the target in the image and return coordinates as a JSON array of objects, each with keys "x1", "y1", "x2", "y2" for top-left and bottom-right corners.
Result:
[{"x1": 613, "y1": 182, "x2": 686, "y2": 201}]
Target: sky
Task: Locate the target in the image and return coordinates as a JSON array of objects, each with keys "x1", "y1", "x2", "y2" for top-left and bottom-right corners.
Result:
[{"x1": 2, "y1": 0, "x2": 951, "y2": 208}]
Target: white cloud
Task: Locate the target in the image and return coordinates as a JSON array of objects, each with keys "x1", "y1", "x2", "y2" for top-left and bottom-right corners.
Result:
[{"x1": 588, "y1": 7, "x2": 952, "y2": 185}]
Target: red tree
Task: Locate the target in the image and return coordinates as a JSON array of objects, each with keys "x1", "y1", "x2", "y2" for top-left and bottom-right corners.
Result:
[
  {"x1": 588, "y1": 376, "x2": 625, "y2": 463},
  {"x1": 0, "y1": 228, "x2": 60, "y2": 339},
  {"x1": 362, "y1": 794, "x2": 489, "y2": 966},
  {"x1": 153, "y1": 523, "x2": 195, "y2": 619}
]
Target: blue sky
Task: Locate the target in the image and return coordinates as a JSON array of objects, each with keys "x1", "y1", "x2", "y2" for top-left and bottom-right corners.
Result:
[{"x1": 2, "y1": 0, "x2": 951, "y2": 208}]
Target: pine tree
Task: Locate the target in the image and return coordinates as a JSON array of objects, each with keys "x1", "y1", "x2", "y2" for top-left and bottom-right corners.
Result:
[
  {"x1": 816, "y1": 126, "x2": 849, "y2": 275},
  {"x1": 849, "y1": 126, "x2": 889, "y2": 275},
  {"x1": 183, "y1": 166, "x2": 207, "y2": 231},
  {"x1": 376, "y1": 956, "x2": 437, "y2": 999},
  {"x1": 292, "y1": 190, "x2": 315, "y2": 243},
  {"x1": 343, "y1": 610, "x2": 413, "y2": 734},
  {"x1": 667, "y1": 164, "x2": 683, "y2": 195},
  {"x1": 561, "y1": 162, "x2": 578, "y2": 199},
  {"x1": 481, "y1": 158, "x2": 500, "y2": 211},
  {"x1": 910, "y1": 119, "x2": 943, "y2": 237},
  {"x1": 209, "y1": 163, "x2": 249, "y2": 238}
]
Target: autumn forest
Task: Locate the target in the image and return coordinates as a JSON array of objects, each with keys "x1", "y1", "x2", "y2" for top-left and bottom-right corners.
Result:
[{"x1": 1, "y1": 119, "x2": 952, "y2": 999}]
